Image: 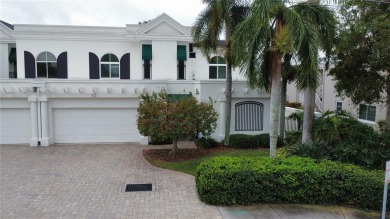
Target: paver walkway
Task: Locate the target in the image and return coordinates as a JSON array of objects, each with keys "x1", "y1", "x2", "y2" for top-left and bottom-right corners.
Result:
[{"x1": 0, "y1": 143, "x2": 221, "y2": 219}]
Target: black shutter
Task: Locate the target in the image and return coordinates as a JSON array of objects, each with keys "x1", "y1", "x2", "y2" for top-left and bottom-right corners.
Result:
[
  {"x1": 24, "y1": 51, "x2": 36, "y2": 78},
  {"x1": 89, "y1": 52, "x2": 100, "y2": 79},
  {"x1": 57, "y1": 52, "x2": 68, "y2": 79},
  {"x1": 120, "y1": 53, "x2": 130, "y2": 79}
]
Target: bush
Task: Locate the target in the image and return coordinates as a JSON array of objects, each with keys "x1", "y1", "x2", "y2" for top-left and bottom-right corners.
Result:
[
  {"x1": 195, "y1": 137, "x2": 219, "y2": 149},
  {"x1": 196, "y1": 156, "x2": 385, "y2": 210},
  {"x1": 229, "y1": 134, "x2": 282, "y2": 148},
  {"x1": 150, "y1": 137, "x2": 172, "y2": 145},
  {"x1": 290, "y1": 141, "x2": 333, "y2": 160},
  {"x1": 286, "y1": 112, "x2": 390, "y2": 170}
]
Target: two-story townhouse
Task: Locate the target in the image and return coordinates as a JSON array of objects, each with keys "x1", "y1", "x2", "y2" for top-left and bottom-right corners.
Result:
[
  {"x1": 286, "y1": 60, "x2": 387, "y2": 126},
  {"x1": 0, "y1": 13, "x2": 271, "y2": 146}
]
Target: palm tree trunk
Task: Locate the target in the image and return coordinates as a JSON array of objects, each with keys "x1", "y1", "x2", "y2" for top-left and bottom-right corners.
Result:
[
  {"x1": 302, "y1": 88, "x2": 315, "y2": 143},
  {"x1": 270, "y1": 52, "x2": 283, "y2": 158},
  {"x1": 224, "y1": 18, "x2": 232, "y2": 146},
  {"x1": 386, "y1": 72, "x2": 390, "y2": 129},
  {"x1": 279, "y1": 78, "x2": 288, "y2": 140}
]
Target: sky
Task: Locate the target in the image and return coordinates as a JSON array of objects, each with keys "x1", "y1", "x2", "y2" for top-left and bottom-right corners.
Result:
[{"x1": 0, "y1": 0, "x2": 206, "y2": 27}]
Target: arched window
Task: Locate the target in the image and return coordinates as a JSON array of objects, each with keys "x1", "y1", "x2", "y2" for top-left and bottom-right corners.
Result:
[
  {"x1": 101, "y1": 53, "x2": 119, "y2": 78},
  {"x1": 209, "y1": 56, "x2": 226, "y2": 79},
  {"x1": 37, "y1": 52, "x2": 57, "y2": 78},
  {"x1": 235, "y1": 101, "x2": 264, "y2": 131}
]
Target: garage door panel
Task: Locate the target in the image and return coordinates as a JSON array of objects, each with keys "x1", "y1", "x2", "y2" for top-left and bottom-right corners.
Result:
[
  {"x1": 53, "y1": 108, "x2": 140, "y2": 143},
  {"x1": 0, "y1": 109, "x2": 31, "y2": 144}
]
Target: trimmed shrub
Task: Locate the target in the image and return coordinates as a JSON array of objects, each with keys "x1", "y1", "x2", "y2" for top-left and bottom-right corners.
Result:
[
  {"x1": 195, "y1": 137, "x2": 219, "y2": 149},
  {"x1": 196, "y1": 156, "x2": 385, "y2": 210},
  {"x1": 229, "y1": 134, "x2": 282, "y2": 148}
]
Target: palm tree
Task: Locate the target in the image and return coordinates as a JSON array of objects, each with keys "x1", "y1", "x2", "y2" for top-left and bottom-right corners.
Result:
[
  {"x1": 192, "y1": 0, "x2": 249, "y2": 146},
  {"x1": 232, "y1": 0, "x2": 336, "y2": 157}
]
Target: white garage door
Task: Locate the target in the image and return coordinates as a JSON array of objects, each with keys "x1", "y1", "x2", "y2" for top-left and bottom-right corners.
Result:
[
  {"x1": 0, "y1": 108, "x2": 31, "y2": 144},
  {"x1": 53, "y1": 108, "x2": 140, "y2": 143}
]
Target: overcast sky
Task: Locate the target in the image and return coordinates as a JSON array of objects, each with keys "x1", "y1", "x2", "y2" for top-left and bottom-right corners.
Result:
[{"x1": 0, "y1": 0, "x2": 206, "y2": 27}]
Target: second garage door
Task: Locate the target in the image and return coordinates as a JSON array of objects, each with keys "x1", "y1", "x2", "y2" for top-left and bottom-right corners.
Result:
[{"x1": 53, "y1": 108, "x2": 140, "y2": 143}]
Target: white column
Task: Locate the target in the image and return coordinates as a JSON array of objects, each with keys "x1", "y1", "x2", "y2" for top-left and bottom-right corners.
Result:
[
  {"x1": 28, "y1": 96, "x2": 39, "y2": 147},
  {"x1": 39, "y1": 96, "x2": 50, "y2": 146},
  {"x1": 219, "y1": 97, "x2": 226, "y2": 141}
]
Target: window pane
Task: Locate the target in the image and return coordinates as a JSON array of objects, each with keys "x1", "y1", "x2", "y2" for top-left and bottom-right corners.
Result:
[
  {"x1": 46, "y1": 52, "x2": 56, "y2": 61},
  {"x1": 209, "y1": 66, "x2": 217, "y2": 79},
  {"x1": 37, "y1": 62, "x2": 47, "y2": 77},
  {"x1": 359, "y1": 105, "x2": 367, "y2": 120},
  {"x1": 101, "y1": 64, "x2": 110, "y2": 78},
  {"x1": 47, "y1": 62, "x2": 57, "y2": 78},
  {"x1": 210, "y1": 57, "x2": 218, "y2": 64},
  {"x1": 367, "y1": 106, "x2": 376, "y2": 121},
  {"x1": 37, "y1": 52, "x2": 46, "y2": 61},
  {"x1": 218, "y1": 66, "x2": 226, "y2": 79},
  {"x1": 217, "y1": 56, "x2": 226, "y2": 64},
  {"x1": 144, "y1": 61, "x2": 151, "y2": 79},
  {"x1": 336, "y1": 102, "x2": 342, "y2": 112},
  {"x1": 111, "y1": 64, "x2": 119, "y2": 78},
  {"x1": 110, "y1": 54, "x2": 119, "y2": 62},
  {"x1": 101, "y1": 54, "x2": 110, "y2": 62},
  {"x1": 178, "y1": 61, "x2": 185, "y2": 80}
]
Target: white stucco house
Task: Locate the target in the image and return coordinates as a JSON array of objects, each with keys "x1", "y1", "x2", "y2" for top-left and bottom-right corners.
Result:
[
  {"x1": 286, "y1": 60, "x2": 387, "y2": 126},
  {"x1": 0, "y1": 13, "x2": 270, "y2": 146}
]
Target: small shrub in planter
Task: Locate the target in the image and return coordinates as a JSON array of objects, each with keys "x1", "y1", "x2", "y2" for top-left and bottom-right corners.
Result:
[
  {"x1": 196, "y1": 156, "x2": 385, "y2": 210},
  {"x1": 195, "y1": 137, "x2": 219, "y2": 149}
]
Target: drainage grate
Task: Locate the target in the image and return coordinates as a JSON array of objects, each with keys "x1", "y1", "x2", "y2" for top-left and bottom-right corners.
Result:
[{"x1": 125, "y1": 183, "x2": 152, "y2": 192}]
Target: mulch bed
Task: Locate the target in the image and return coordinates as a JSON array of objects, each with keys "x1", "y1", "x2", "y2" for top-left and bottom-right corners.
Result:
[{"x1": 142, "y1": 146, "x2": 234, "y2": 162}]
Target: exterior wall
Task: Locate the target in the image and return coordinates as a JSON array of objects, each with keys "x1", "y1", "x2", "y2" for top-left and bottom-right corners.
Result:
[
  {"x1": 0, "y1": 80, "x2": 269, "y2": 145},
  {"x1": 16, "y1": 39, "x2": 141, "y2": 79},
  {"x1": 151, "y1": 40, "x2": 177, "y2": 80},
  {"x1": 0, "y1": 43, "x2": 8, "y2": 78},
  {"x1": 286, "y1": 63, "x2": 387, "y2": 124},
  {"x1": 0, "y1": 14, "x2": 272, "y2": 146}
]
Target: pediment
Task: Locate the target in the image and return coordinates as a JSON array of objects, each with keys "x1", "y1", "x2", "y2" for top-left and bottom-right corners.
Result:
[
  {"x1": 144, "y1": 21, "x2": 184, "y2": 35},
  {"x1": 0, "y1": 28, "x2": 14, "y2": 40},
  {"x1": 136, "y1": 13, "x2": 190, "y2": 36}
]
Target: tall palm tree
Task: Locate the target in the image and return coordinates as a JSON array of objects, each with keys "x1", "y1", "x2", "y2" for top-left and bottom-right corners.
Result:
[
  {"x1": 192, "y1": 0, "x2": 249, "y2": 146},
  {"x1": 232, "y1": 0, "x2": 336, "y2": 157}
]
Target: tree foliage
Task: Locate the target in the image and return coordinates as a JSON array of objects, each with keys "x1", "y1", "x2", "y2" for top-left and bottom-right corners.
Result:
[
  {"x1": 329, "y1": 0, "x2": 390, "y2": 127},
  {"x1": 137, "y1": 90, "x2": 218, "y2": 155},
  {"x1": 192, "y1": 0, "x2": 250, "y2": 146},
  {"x1": 231, "y1": 0, "x2": 336, "y2": 157}
]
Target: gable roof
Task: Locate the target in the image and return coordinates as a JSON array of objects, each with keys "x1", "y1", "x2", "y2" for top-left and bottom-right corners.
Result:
[
  {"x1": 135, "y1": 13, "x2": 190, "y2": 36},
  {"x1": 126, "y1": 13, "x2": 192, "y2": 41}
]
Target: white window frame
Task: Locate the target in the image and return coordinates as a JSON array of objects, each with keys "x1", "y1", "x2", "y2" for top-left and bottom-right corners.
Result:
[
  {"x1": 209, "y1": 56, "x2": 226, "y2": 79},
  {"x1": 358, "y1": 104, "x2": 376, "y2": 122},
  {"x1": 177, "y1": 60, "x2": 186, "y2": 80},
  {"x1": 336, "y1": 101, "x2": 342, "y2": 112},
  {"x1": 100, "y1": 53, "x2": 120, "y2": 79},
  {"x1": 36, "y1": 51, "x2": 57, "y2": 78},
  {"x1": 143, "y1": 60, "x2": 152, "y2": 80}
]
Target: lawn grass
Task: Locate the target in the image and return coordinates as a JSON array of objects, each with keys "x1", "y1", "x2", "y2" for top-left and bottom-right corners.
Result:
[{"x1": 144, "y1": 148, "x2": 269, "y2": 176}]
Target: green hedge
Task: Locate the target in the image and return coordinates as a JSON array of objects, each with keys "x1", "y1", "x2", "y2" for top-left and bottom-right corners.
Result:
[
  {"x1": 195, "y1": 137, "x2": 219, "y2": 149},
  {"x1": 229, "y1": 134, "x2": 282, "y2": 148},
  {"x1": 196, "y1": 156, "x2": 386, "y2": 210}
]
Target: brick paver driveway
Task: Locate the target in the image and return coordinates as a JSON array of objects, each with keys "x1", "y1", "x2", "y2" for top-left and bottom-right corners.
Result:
[{"x1": 0, "y1": 144, "x2": 222, "y2": 219}]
